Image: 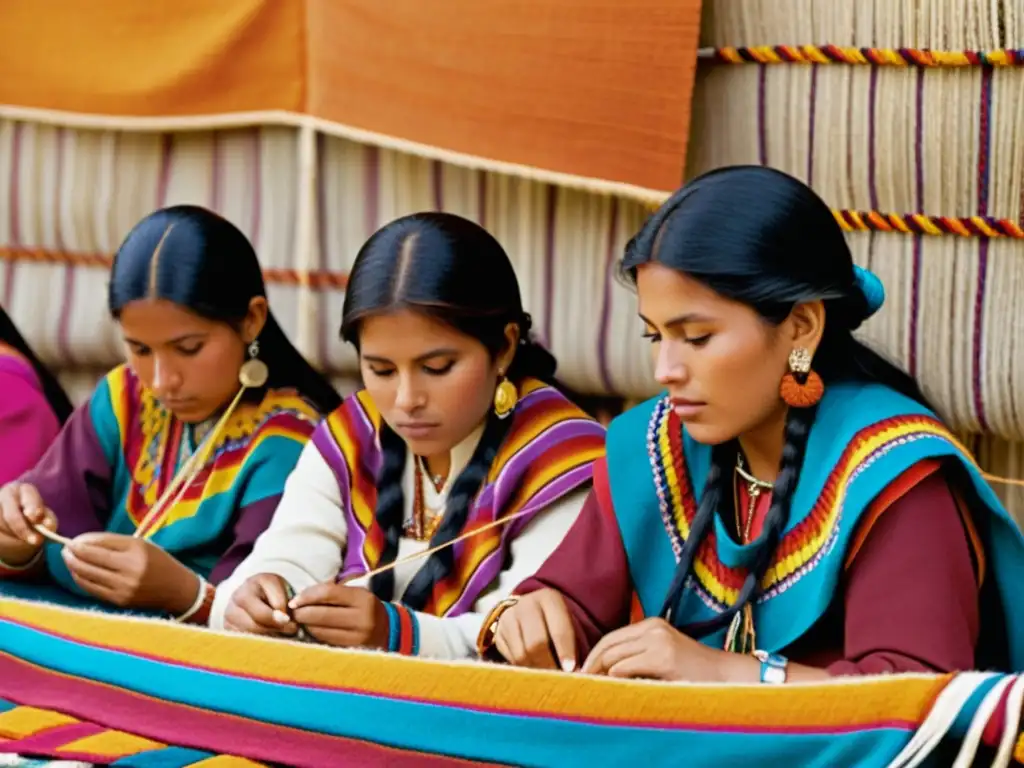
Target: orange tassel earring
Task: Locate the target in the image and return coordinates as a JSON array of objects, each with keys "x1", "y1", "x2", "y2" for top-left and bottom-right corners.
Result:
[{"x1": 779, "y1": 348, "x2": 824, "y2": 408}]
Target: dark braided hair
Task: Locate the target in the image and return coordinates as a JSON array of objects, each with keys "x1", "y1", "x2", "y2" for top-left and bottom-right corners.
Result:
[
  {"x1": 0, "y1": 306, "x2": 74, "y2": 424},
  {"x1": 621, "y1": 165, "x2": 935, "y2": 637},
  {"x1": 340, "y1": 212, "x2": 557, "y2": 607}
]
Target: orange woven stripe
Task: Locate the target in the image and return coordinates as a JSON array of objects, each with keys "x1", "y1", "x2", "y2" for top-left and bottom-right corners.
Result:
[{"x1": 0, "y1": 247, "x2": 348, "y2": 289}]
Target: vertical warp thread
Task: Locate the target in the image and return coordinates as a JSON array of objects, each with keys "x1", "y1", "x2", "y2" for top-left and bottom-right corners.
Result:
[
  {"x1": 596, "y1": 197, "x2": 619, "y2": 392},
  {"x1": 972, "y1": 66, "x2": 994, "y2": 431},
  {"x1": 908, "y1": 68, "x2": 926, "y2": 377}
]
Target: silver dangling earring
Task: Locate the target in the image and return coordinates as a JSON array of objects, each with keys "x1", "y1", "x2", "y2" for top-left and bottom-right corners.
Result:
[{"x1": 238, "y1": 338, "x2": 269, "y2": 388}]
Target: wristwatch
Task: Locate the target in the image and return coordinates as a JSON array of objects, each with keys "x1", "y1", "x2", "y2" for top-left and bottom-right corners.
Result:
[{"x1": 752, "y1": 649, "x2": 788, "y2": 684}]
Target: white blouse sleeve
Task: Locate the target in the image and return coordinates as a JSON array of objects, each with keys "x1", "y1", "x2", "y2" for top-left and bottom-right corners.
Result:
[{"x1": 208, "y1": 440, "x2": 348, "y2": 629}]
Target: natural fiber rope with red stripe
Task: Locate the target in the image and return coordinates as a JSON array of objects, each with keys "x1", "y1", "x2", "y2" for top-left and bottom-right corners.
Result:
[
  {"x1": 702, "y1": 45, "x2": 1024, "y2": 68},
  {"x1": 0, "y1": 248, "x2": 349, "y2": 288}
]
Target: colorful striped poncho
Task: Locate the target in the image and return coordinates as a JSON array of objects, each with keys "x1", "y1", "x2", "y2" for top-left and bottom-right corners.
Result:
[{"x1": 0, "y1": 596, "x2": 1021, "y2": 767}]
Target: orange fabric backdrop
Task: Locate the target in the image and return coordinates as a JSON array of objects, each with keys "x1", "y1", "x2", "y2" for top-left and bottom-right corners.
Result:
[
  {"x1": 0, "y1": 0, "x2": 702, "y2": 197},
  {"x1": 0, "y1": 1, "x2": 306, "y2": 116}
]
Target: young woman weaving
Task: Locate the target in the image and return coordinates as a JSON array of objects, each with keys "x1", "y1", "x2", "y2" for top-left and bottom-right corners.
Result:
[
  {"x1": 483, "y1": 166, "x2": 1024, "y2": 682},
  {"x1": 0, "y1": 206, "x2": 341, "y2": 623},
  {"x1": 214, "y1": 212, "x2": 605, "y2": 659}
]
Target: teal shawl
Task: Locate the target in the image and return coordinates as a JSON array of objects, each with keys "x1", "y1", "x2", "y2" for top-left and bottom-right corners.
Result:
[{"x1": 606, "y1": 381, "x2": 1024, "y2": 668}]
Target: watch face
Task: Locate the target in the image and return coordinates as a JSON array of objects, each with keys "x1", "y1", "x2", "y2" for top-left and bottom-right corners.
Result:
[{"x1": 763, "y1": 665, "x2": 787, "y2": 684}]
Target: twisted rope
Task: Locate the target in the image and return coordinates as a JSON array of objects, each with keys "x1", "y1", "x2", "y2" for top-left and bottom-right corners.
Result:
[
  {"x1": 635, "y1": 207, "x2": 1023, "y2": 240},
  {"x1": 833, "y1": 211, "x2": 1024, "y2": 238},
  {"x1": 700, "y1": 45, "x2": 1024, "y2": 68}
]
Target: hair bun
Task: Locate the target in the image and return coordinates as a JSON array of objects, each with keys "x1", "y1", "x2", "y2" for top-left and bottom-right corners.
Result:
[
  {"x1": 853, "y1": 265, "x2": 885, "y2": 318},
  {"x1": 518, "y1": 312, "x2": 534, "y2": 341}
]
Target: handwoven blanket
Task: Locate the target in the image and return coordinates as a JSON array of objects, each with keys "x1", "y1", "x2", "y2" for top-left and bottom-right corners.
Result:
[{"x1": 0, "y1": 596, "x2": 1020, "y2": 767}]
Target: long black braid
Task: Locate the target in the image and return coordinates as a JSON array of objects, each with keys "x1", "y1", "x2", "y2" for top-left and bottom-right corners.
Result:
[
  {"x1": 622, "y1": 166, "x2": 936, "y2": 639},
  {"x1": 339, "y1": 212, "x2": 558, "y2": 605}
]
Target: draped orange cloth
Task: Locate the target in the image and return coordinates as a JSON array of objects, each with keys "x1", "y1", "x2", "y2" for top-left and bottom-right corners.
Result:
[{"x1": 0, "y1": 0, "x2": 702, "y2": 198}]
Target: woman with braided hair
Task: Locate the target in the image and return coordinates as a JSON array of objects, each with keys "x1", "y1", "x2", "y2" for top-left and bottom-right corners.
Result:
[
  {"x1": 213, "y1": 212, "x2": 605, "y2": 659},
  {"x1": 483, "y1": 166, "x2": 1024, "y2": 681}
]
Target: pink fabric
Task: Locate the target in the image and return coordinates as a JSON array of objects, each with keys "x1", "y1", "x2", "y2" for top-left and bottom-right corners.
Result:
[{"x1": 0, "y1": 353, "x2": 60, "y2": 485}]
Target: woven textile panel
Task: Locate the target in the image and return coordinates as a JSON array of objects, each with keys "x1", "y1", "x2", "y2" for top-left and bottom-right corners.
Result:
[
  {"x1": 0, "y1": 0, "x2": 702, "y2": 200},
  {"x1": 3, "y1": 0, "x2": 1024, "y2": 516},
  {"x1": 0, "y1": 597, "x2": 1021, "y2": 766}
]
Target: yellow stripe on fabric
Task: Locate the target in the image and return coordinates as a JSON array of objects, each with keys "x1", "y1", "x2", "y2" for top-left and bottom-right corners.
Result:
[
  {"x1": 354, "y1": 390, "x2": 383, "y2": 430},
  {"x1": 189, "y1": 756, "x2": 268, "y2": 767},
  {"x1": 327, "y1": 401, "x2": 377, "y2": 534},
  {"x1": 432, "y1": 442, "x2": 604, "y2": 616},
  {"x1": 762, "y1": 420, "x2": 968, "y2": 588},
  {"x1": 487, "y1": 380, "x2": 555, "y2": 479},
  {"x1": 695, "y1": 418, "x2": 971, "y2": 604},
  {"x1": 146, "y1": 426, "x2": 315, "y2": 536},
  {"x1": 0, "y1": 598, "x2": 949, "y2": 729},
  {"x1": 58, "y1": 729, "x2": 165, "y2": 757},
  {"x1": 0, "y1": 705, "x2": 77, "y2": 738},
  {"x1": 657, "y1": 409, "x2": 689, "y2": 540},
  {"x1": 105, "y1": 365, "x2": 132, "y2": 448}
]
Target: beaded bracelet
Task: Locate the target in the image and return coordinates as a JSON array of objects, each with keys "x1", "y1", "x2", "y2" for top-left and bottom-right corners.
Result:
[{"x1": 175, "y1": 575, "x2": 215, "y2": 624}]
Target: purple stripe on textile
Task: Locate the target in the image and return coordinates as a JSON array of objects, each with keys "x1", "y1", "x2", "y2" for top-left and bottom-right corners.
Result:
[
  {"x1": 971, "y1": 68, "x2": 993, "y2": 430},
  {"x1": 446, "y1": 463, "x2": 596, "y2": 616},
  {"x1": 907, "y1": 68, "x2": 925, "y2": 376},
  {"x1": 211, "y1": 131, "x2": 223, "y2": 212},
  {"x1": 757, "y1": 65, "x2": 768, "y2": 166},
  {"x1": 318, "y1": 398, "x2": 379, "y2": 573},
  {"x1": 542, "y1": 185, "x2": 557, "y2": 348},
  {"x1": 477, "y1": 172, "x2": 488, "y2": 228},
  {"x1": 55, "y1": 126, "x2": 78, "y2": 368},
  {"x1": 3, "y1": 122, "x2": 23, "y2": 307},
  {"x1": 806, "y1": 66, "x2": 818, "y2": 184},
  {"x1": 365, "y1": 145, "x2": 380, "y2": 237},
  {"x1": 596, "y1": 197, "x2": 619, "y2": 392},
  {"x1": 432, "y1": 159, "x2": 444, "y2": 211},
  {"x1": 315, "y1": 131, "x2": 330, "y2": 367},
  {"x1": 251, "y1": 129, "x2": 263, "y2": 248},
  {"x1": 312, "y1": 421, "x2": 368, "y2": 573},
  {"x1": 156, "y1": 134, "x2": 173, "y2": 208},
  {"x1": 867, "y1": 67, "x2": 879, "y2": 211}
]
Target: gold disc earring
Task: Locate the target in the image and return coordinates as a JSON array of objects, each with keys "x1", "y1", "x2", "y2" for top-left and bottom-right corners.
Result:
[
  {"x1": 493, "y1": 374, "x2": 518, "y2": 419},
  {"x1": 238, "y1": 339, "x2": 269, "y2": 389}
]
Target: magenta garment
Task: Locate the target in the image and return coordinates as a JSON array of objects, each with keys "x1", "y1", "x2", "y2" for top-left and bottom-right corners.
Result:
[{"x1": 0, "y1": 353, "x2": 61, "y2": 486}]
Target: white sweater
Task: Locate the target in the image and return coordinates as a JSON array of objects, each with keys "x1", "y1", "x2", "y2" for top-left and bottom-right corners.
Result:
[{"x1": 210, "y1": 426, "x2": 588, "y2": 659}]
